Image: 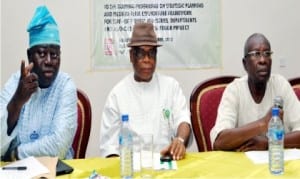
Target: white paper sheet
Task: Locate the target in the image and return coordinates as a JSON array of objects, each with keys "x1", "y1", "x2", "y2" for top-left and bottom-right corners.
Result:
[
  {"x1": 245, "y1": 148, "x2": 300, "y2": 164},
  {"x1": 0, "y1": 156, "x2": 49, "y2": 179}
]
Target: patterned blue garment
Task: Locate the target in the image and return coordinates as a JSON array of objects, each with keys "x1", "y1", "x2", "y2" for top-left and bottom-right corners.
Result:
[{"x1": 0, "y1": 71, "x2": 77, "y2": 159}]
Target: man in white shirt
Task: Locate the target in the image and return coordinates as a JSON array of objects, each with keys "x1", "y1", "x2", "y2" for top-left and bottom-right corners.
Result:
[
  {"x1": 210, "y1": 33, "x2": 300, "y2": 151},
  {"x1": 99, "y1": 22, "x2": 191, "y2": 160}
]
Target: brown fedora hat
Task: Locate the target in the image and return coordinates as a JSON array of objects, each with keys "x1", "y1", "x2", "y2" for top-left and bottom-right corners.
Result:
[{"x1": 127, "y1": 22, "x2": 162, "y2": 47}]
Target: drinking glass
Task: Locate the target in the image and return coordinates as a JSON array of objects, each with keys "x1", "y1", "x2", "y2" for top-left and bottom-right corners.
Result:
[{"x1": 140, "y1": 134, "x2": 153, "y2": 178}]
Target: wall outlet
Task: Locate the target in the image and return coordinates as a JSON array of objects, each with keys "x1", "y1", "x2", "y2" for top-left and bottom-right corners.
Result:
[{"x1": 279, "y1": 57, "x2": 286, "y2": 68}]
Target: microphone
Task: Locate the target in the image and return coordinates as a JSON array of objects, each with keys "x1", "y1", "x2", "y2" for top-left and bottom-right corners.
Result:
[{"x1": 274, "y1": 96, "x2": 284, "y2": 109}]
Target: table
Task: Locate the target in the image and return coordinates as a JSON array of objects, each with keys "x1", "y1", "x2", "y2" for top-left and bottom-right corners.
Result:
[{"x1": 58, "y1": 151, "x2": 300, "y2": 178}]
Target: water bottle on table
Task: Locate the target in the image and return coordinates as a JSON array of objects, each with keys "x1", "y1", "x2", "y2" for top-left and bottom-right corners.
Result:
[
  {"x1": 119, "y1": 114, "x2": 133, "y2": 179},
  {"x1": 268, "y1": 107, "x2": 284, "y2": 175}
]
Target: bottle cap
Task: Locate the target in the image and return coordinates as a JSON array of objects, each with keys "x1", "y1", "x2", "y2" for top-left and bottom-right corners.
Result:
[
  {"x1": 272, "y1": 107, "x2": 279, "y2": 116},
  {"x1": 274, "y1": 96, "x2": 283, "y2": 109},
  {"x1": 121, "y1": 114, "x2": 129, "y2": 122}
]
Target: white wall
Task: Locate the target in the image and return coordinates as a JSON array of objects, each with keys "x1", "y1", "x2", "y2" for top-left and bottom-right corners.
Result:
[{"x1": 1, "y1": 0, "x2": 300, "y2": 158}]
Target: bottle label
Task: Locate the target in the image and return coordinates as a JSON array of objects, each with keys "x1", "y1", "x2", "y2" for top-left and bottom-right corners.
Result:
[{"x1": 271, "y1": 129, "x2": 284, "y2": 140}]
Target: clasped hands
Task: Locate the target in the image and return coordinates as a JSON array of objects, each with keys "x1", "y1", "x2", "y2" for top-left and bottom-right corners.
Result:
[
  {"x1": 236, "y1": 135, "x2": 268, "y2": 152},
  {"x1": 236, "y1": 108, "x2": 284, "y2": 152}
]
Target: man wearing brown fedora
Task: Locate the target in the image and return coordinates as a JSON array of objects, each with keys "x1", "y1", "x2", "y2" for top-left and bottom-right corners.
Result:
[{"x1": 99, "y1": 22, "x2": 192, "y2": 160}]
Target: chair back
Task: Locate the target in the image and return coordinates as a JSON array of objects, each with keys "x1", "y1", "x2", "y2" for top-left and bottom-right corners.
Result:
[
  {"x1": 72, "y1": 89, "x2": 92, "y2": 158},
  {"x1": 190, "y1": 76, "x2": 238, "y2": 152},
  {"x1": 289, "y1": 77, "x2": 300, "y2": 100}
]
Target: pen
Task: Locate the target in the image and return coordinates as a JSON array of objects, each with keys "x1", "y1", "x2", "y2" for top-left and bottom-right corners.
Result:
[{"x1": 2, "y1": 166, "x2": 27, "y2": 170}]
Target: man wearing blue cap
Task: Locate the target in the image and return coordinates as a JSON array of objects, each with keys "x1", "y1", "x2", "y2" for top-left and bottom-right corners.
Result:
[{"x1": 0, "y1": 6, "x2": 77, "y2": 161}]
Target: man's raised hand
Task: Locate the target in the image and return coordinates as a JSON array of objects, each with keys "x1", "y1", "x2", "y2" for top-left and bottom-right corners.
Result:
[{"x1": 15, "y1": 60, "x2": 38, "y2": 104}]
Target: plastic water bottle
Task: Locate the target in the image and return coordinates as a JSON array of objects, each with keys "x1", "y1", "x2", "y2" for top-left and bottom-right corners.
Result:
[
  {"x1": 119, "y1": 114, "x2": 133, "y2": 179},
  {"x1": 268, "y1": 107, "x2": 284, "y2": 175}
]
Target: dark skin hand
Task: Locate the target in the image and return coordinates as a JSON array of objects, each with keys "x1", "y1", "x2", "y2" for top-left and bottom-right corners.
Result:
[
  {"x1": 236, "y1": 136, "x2": 268, "y2": 152},
  {"x1": 214, "y1": 108, "x2": 284, "y2": 151},
  {"x1": 236, "y1": 109, "x2": 284, "y2": 152},
  {"x1": 6, "y1": 60, "x2": 38, "y2": 135},
  {"x1": 160, "y1": 122, "x2": 191, "y2": 160}
]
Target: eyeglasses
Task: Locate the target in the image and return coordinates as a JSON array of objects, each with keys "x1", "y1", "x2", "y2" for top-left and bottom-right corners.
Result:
[
  {"x1": 133, "y1": 47, "x2": 157, "y2": 60},
  {"x1": 245, "y1": 51, "x2": 273, "y2": 60}
]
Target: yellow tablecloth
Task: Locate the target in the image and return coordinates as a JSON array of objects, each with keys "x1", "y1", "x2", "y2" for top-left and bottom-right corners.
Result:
[{"x1": 58, "y1": 151, "x2": 300, "y2": 178}]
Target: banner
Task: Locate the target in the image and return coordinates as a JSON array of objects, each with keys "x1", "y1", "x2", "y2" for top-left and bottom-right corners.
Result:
[{"x1": 91, "y1": 0, "x2": 221, "y2": 69}]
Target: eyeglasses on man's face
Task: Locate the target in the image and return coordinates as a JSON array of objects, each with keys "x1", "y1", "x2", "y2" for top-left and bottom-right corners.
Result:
[
  {"x1": 133, "y1": 47, "x2": 157, "y2": 60},
  {"x1": 245, "y1": 50, "x2": 273, "y2": 60}
]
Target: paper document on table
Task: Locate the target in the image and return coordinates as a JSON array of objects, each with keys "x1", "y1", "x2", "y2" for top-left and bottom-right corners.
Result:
[
  {"x1": 0, "y1": 156, "x2": 49, "y2": 179},
  {"x1": 245, "y1": 148, "x2": 300, "y2": 164}
]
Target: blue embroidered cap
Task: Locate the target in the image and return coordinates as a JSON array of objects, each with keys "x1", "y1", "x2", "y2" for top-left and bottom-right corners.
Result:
[{"x1": 27, "y1": 6, "x2": 60, "y2": 48}]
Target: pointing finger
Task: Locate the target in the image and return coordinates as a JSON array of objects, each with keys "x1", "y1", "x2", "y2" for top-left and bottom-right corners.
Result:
[
  {"x1": 26, "y1": 62, "x2": 34, "y2": 74},
  {"x1": 21, "y1": 60, "x2": 26, "y2": 78}
]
